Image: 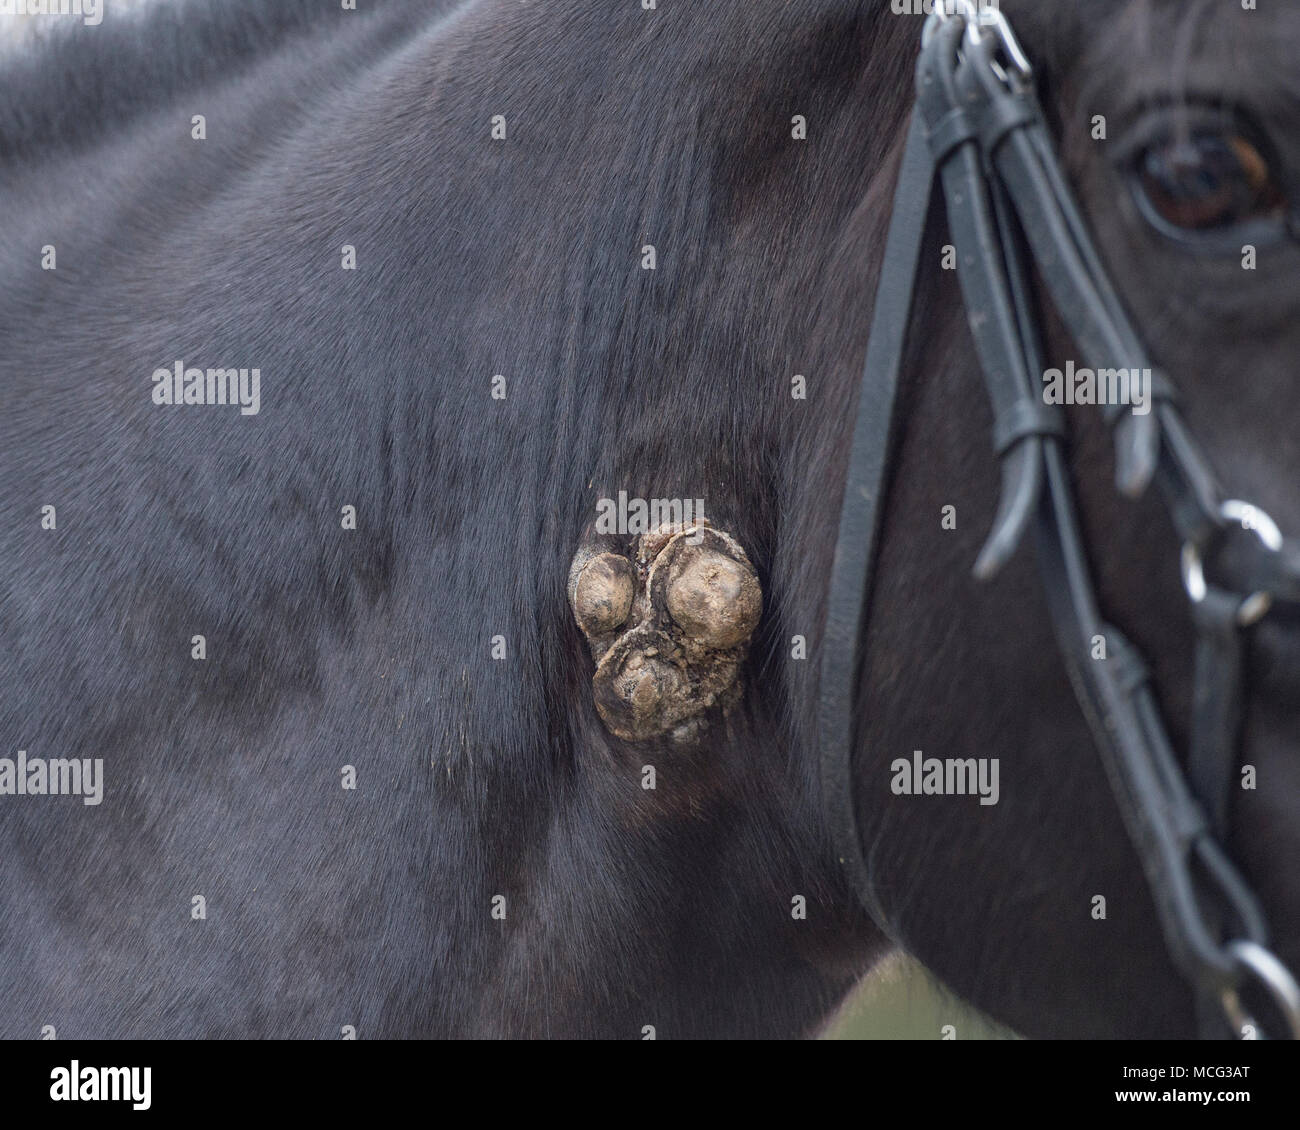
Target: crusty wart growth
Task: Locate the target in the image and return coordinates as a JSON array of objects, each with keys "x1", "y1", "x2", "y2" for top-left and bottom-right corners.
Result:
[{"x1": 568, "y1": 522, "x2": 762, "y2": 743}]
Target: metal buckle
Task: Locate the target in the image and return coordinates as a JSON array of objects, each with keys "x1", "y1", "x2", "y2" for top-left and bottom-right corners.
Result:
[
  {"x1": 1219, "y1": 940, "x2": 1300, "y2": 1039},
  {"x1": 1181, "y1": 500, "x2": 1285, "y2": 626},
  {"x1": 921, "y1": 2, "x2": 1034, "y2": 86},
  {"x1": 921, "y1": 0, "x2": 980, "y2": 40}
]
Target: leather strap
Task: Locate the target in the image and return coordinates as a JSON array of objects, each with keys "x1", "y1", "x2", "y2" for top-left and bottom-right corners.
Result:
[
  {"x1": 1191, "y1": 590, "x2": 1248, "y2": 843},
  {"x1": 819, "y1": 109, "x2": 935, "y2": 933}
]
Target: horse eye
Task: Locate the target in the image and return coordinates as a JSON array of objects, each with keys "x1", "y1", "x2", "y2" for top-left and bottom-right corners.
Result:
[{"x1": 1134, "y1": 130, "x2": 1286, "y2": 234}]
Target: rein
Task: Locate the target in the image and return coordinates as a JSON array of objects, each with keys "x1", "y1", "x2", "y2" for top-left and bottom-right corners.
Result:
[{"x1": 819, "y1": 4, "x2": 1300, "y2": 1040}]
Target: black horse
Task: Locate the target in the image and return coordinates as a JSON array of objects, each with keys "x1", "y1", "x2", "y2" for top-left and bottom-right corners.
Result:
[{"x1": 1, "y1": 0, "x2": 1296, "y2": 1039}]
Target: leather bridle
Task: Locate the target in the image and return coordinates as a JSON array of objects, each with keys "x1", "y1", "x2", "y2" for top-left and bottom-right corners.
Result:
[{"x1": 819, "y1": 4, "x2": 1300, "y2": 1040}]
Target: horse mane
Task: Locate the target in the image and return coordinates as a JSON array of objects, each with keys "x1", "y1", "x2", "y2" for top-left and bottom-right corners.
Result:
[{"x1": 0, "y1": 0, "x2": 424, "y2": 161}]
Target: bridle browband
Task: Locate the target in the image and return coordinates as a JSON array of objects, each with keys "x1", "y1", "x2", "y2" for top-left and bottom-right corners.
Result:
[{"x1": 820, "y1": 4, "x2": 1300, "y2": 1040}]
